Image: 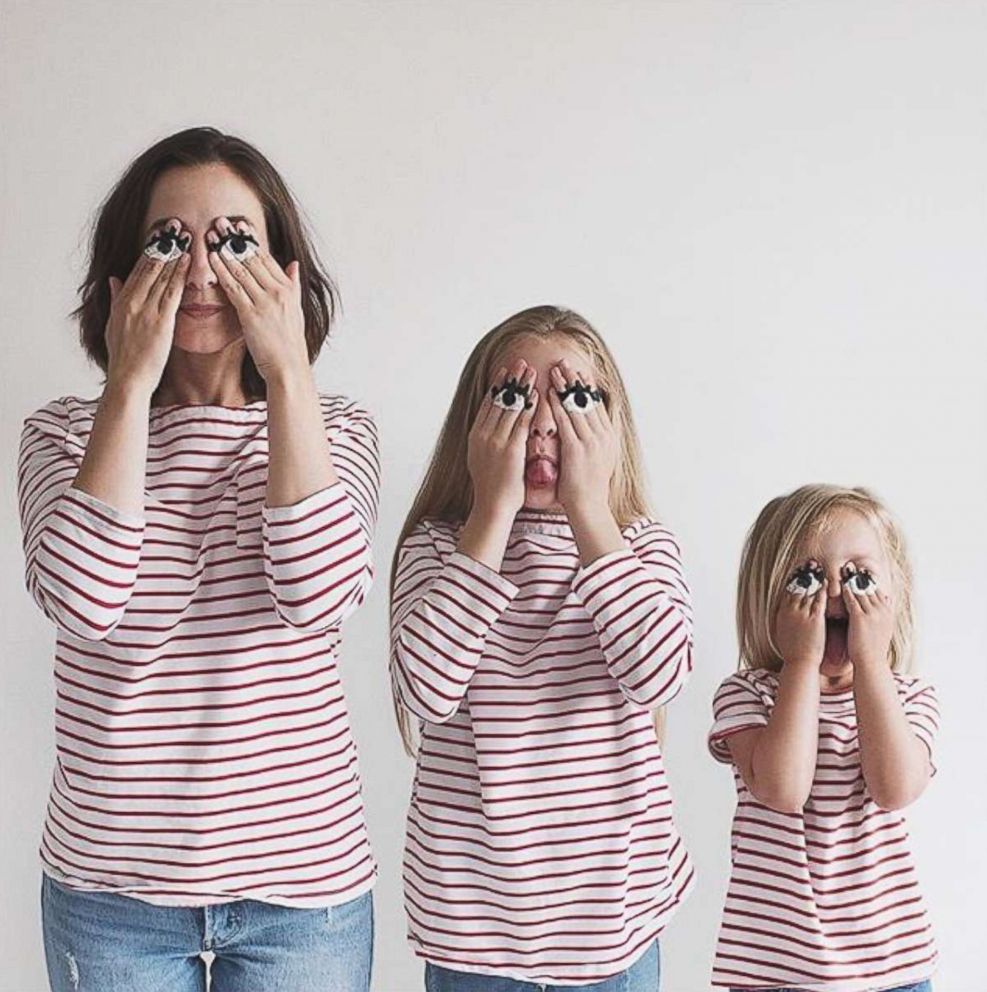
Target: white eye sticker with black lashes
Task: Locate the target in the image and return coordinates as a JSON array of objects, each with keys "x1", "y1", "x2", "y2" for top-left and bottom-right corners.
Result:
[
  {"x1": 843, "y1": 569, "x2": 878, "y2": 595},
  {"x1": 558, "y1": 382, "x2": 603, "y2": 415},
  {"x1": 491, "y1": 378, "x2": 531, "y2": 412},
  {"x1": 786, "y1": 564, "x2": 825, "y2": 596},
  {"x1": 210, "y1": 231, "x2": 260, "y2": 262},
  {"x1": 144, "y1": 229, "x2": 190, "y2": 262}
]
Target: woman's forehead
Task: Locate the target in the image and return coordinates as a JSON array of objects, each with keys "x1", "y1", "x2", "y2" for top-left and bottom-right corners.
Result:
[{"x1": 143, "y1": 164, "x2": 264, "y2": 231}]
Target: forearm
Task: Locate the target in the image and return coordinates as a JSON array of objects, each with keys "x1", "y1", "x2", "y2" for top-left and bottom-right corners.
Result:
[
  {"x1": 72, "y1": 379, "x2": 153, "y2": 516},
  {"x1": 750, "y1": 664, "x2": 820, "y2": 810},
  {"x1": 568, "y1": 499, "x2": 625, "y2": 566},
  {"x1": 265, "y1": 364, "x2": 338, "y2": 507},
  {"x1": 854, "y1": 662, "x2": 931, "y2": 809},
  {"x1": 458, "y1": 501, "x2": 516, "y2": 572}
]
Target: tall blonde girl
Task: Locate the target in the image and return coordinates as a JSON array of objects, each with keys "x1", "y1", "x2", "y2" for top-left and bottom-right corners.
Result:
[{"x1": 390, "y1": 305, "x2": 695, "y2": 991}]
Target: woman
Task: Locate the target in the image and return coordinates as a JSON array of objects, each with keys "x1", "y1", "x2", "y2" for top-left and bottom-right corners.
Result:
[{"x1": 17, "y1": 127, "x2": 378, "y2": 991}]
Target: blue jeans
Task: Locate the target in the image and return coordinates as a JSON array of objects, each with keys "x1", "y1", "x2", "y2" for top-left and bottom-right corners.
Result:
[
  {"x1": 41, "y1": 873, "x2": 373, "y2": 992},
  {"x1": 729, "y1": 983, "x2": 931, "y2": 992},
  {"x1": 425, "y1": 939, "x2": 659, "y2": 991}
]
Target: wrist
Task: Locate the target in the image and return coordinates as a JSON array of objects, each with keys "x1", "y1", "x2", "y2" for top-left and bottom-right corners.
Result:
[
  {"x1": 263, "y1": 357, "x2": 314, "y2": 393},
  {"x1": 102, "y1": 376, "x2": 154, "y2": 410},
  {"x1": 564, "y1": 494, "x2": 613, "y2": 525}
]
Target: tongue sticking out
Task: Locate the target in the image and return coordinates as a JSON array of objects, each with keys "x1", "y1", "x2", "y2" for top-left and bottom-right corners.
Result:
[
  {"x1": 525, "y1": 458, "x2": 558, "y2": 487},
  {"x1": 823, "y1": 618, "x2": 849, "y2": 667}
]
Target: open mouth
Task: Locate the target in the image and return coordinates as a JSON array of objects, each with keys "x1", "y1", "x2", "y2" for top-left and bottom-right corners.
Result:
[{"x1": 823, "y1": 615, "x2": 849, "y2": 665}]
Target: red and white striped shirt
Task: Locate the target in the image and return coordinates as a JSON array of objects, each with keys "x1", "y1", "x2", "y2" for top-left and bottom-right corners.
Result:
[
  {"x1": 17, "y1": 393, "x2": 380, "y2": 908},
  {"x1": 391, "y1": 510, "x2": 695, "y2": 985},
  {"x1": 709, "y1": 669, "x2": 939, "y2": 991}
]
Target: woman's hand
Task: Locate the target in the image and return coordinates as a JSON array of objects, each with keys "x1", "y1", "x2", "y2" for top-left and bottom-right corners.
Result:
[
  {"x1": 105, "y1": 218, "x2": 191, "y2": 396},
  {"x1": 843, "y1": 564, "x2": 895, "y2": 669},
  {"x1": 207, "y1": 217, "x2": 310, "y2": 384},
  {"x1": 774, "y1": 572, "x2": 827, "y2": 669},
  {"x1": 548, "y1": 358, "x2": 618, "y2": 515},
  {"x1": 467, "y1": 359, "x2": 538, "y2": 516}
]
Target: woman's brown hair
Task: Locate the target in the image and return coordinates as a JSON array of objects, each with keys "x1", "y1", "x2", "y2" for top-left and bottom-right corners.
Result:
[{"x1": 72, "y1": 126, "x2": 338, "y2": 401}]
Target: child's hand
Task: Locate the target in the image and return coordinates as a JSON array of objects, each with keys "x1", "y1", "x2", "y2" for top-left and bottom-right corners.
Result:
[
  {"x1": 548, "y1": 358, "x2": 617, "y2": 514},
  {"x1": 467, "y1": 360, "x2": 539, "y2": 516},
  {"x1": 774, "y1": 567, "x2": 827, "y2": 668},
  {"x1": 843, "y1": 562, "x2": 895, "y2": 668}
]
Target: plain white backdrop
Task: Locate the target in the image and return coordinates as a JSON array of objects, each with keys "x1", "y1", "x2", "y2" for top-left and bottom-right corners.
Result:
[{"x1": 2, "y1": 2, "x2": 985, "y2": 990}]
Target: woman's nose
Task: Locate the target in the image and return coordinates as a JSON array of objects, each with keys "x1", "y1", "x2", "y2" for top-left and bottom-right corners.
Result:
[{"x1": 185, "y1": 239, "x2": 217, "y2": 291}]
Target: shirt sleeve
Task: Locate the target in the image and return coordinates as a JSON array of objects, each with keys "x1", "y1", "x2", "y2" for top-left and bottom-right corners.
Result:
[
  {"x1": 261, "y1": 400, "x2": 380, "y2": 632},
  {"x1": 902, "y1": 677, "x2": 940, "y2": 777},
  {"x1": 390, "y1": 524, "x2": 519, "y2": 724},
  {"x1": 570, "y1": 519, "x2": 694, "y2": 710},
  {"x1": 17, "y1": 401, "x2": 145, "y2": 641},
  {"x1": 708, "y1": 672, "x2": 772, "y2": 763}
]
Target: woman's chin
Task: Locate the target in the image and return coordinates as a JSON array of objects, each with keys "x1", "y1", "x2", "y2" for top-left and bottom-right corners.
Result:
[{"x1": 172, "y1": 322, "x2": 243, "y2": 355}]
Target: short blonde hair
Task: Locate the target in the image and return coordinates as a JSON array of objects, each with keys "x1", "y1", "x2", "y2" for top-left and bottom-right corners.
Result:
[{"x1": 736, "y1": 484, "x2": 915, "y2": 673}]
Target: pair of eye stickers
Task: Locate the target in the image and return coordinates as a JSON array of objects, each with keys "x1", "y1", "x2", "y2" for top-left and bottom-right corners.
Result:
[
  {"x1": 785, "y1": 563, "x2": 879, "y2": 596},
  {"x1": 144, "y1": 228, "x2": 190, "y2": 262},
  {"x1": 558, "y1": 381, "x2": 603, "y2": 415},
  {"x1": 491, "y1": 377, "x2": 532, "y2": 412},
  {"x1": 208, "y1": 231, "x2": 259, "y2": 261}
]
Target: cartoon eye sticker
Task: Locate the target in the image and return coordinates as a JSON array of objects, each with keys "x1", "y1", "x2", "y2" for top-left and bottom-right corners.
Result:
[
  {"x1": 786, "y1": 562, "x2": 826, "y2": 596},
  {"x1": 491, "y1": 377, "x2": 531, "y2": 412},
  {"x1": 144, "y1": 226, "x2": 190, "y2": 262},
  {"x1": 209, "y1": 231, "x2": 260, "y2": 262},
  {"x1": 558, "y1": 380, "x2": 603, "y2": 415},
  {"x1": 842, "y1": 565, "x2": 878, "y2": 596}
]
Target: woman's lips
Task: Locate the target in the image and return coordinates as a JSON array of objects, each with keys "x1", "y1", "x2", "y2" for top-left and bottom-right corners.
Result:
[
  {"x1": 179, "y1": 304, "x2": 226, "y2": 319},
  {"x1": 525, "y1": 455, "x2": 558, "y2": 487}
]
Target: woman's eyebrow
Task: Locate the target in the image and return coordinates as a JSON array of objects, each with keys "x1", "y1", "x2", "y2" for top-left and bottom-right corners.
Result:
[{"x1": 142, "y1": 214, "x2": 255, "y2": 237}]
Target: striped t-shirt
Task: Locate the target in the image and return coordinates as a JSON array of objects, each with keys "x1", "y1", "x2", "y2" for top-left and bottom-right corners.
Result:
[
  {"x1": 390, "y1": 510, "x2": 696, "y2": 984},
  {"x1": 708, "y1": 668, "x2": 939, "y2": 991},
  {"x1": 17, "y1": 393, "x2": 380, "y2": 908}
]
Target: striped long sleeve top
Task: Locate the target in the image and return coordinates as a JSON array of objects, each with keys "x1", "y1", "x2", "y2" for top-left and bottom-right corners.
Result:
[
  {"x1": 17, "y1": 393, "x2": 380, "y2": 908},
  {"x1": 708, "y1": 669, "x2": 939, "y2": 991},
  {"x1": 390, "y1": 509, "x2": 696, "y2": 985}
]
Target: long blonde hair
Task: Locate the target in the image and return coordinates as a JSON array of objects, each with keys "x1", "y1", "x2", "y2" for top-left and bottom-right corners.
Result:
[
  {"x1": 390, "y1": 305, "x2": 654, "y2": 754},
  {"x1": 736, "y1": 484, "x2": 915, "y2": 673}
]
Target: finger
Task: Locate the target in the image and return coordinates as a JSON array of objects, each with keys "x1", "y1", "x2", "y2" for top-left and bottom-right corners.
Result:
[
  {"x1": 146, "y1": 227, "x2": 192, "y2": 308},
  {"x1": 551, "y1": 364, "x2": 592, "y2": 441},
  {"x1": 157, "y1": 251, "x2": 192, "y2": 316},
  {"x1": 476, "y1": 366, "x2": 509, "y2": 433},
  {"x1": 842, "y1": 581, "x2": 864, "y2": 616},
  {"x1": 547, "y1": 382, "x2": 579, "y2": 447},
  {"x1": 508, "y1": 367, "x2": 539, "y2": 440},
  {"x1": 207, "y1": 231, "x2": 254, "y2": 310},
  {"x1": 213, "y1": 225, "x2": 265, "y2": 302},
  {"x1": 233, "y1": 220, "x2": 284, "y2": 291},
  {"x1": 108, "y1": 276, "x2": 123, "y2": 302},
  {"x1": 492, "y1": 359, "x2": 530, "y2": 440}
]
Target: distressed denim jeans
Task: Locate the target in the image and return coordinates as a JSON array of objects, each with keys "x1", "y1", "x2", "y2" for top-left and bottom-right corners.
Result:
[{"x1": 41, "y1": 873, "x2": 373, "y2": 992}]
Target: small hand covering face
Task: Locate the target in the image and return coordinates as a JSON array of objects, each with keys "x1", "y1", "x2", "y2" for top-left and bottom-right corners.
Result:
[
  {"x1": 558, "y1": 380, "x2": 603, "y2": 415},
  {"x1": 491, "y1": 377, "x2": 531, "y2": 412},
  {"x1": 842, "y1": 565, "x2": 878, "y2": 596},
  {"x1": 144, "y1": 226, "x2": 190, "y2": 262},
  {"x1": 786, "y1": 563, "x2": 826, "y2": 596}
]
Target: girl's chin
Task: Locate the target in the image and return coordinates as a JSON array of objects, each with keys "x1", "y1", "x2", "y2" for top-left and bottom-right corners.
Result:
[{"x1": 522, "y1": 485, "x2": 562, "y2": 513}]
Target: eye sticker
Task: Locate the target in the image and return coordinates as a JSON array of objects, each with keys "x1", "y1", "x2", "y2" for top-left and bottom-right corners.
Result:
[
  {"x1": 558, "y1": 381, "x2": 603, "y2": 415},
  {"x1": 144, "y1": 227, "x2": 190, "y2": 262},
  {"x1": 786, "y1": 563, "x2": 826, "y2": 596},
  {"x1": 209, "y1": 231, "x2": 260, "y2": 262},
  {"x1": 842, "y1": 566, "x2": 878, "y2": 596},
  {"x1": 491, "y1": 377, "x2": 531, "y2": 412}
]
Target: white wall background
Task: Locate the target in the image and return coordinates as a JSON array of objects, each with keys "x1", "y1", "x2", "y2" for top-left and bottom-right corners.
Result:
[{"x1": 2, "y1": 1, "x2": 985, "y2": 990}]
